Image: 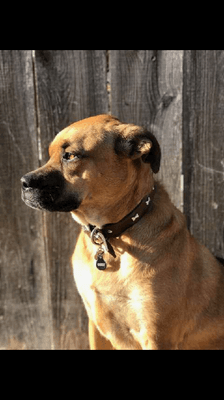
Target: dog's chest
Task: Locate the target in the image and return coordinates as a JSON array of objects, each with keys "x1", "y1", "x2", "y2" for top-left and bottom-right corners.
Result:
[{"x1": 73, "y1": 259, "x2": 146, "y2": 349}]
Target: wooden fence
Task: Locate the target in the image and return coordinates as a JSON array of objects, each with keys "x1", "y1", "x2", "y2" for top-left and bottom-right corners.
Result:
[{"x1": 0, "y1": 50, "x2": 223, "y2": 349}]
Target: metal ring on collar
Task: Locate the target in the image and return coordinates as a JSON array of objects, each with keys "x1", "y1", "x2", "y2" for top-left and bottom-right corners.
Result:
[
  {"x1": 90, "y1": 228, "x2": 108, "y2": 252},
  {"x1": 90, "y1": 227, "x2": 103, "y2": 245}
]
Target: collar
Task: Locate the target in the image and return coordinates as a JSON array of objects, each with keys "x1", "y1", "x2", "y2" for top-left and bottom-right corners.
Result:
[{"x1": 82, "y1": 185, "x2": 156, "y2": 263}]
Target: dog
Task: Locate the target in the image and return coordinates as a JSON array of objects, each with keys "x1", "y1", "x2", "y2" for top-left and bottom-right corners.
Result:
[{"x1": 21, "y1": 114, "x2": 224, "y2": 350}]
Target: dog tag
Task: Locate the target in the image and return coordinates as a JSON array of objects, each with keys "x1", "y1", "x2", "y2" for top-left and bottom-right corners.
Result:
[{"x1": 96, "y1": 254, "x2": 107, "y2": 271}]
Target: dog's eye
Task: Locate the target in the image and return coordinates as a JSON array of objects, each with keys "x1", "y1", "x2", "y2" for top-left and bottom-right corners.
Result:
[{"x1": 63, "y1": 152, "x2": 81, "y2": 162}]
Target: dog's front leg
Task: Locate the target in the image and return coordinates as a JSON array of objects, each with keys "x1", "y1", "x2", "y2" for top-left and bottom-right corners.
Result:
[{"x1": 88, "y1": 319, "x2": 114, "y2": 350}]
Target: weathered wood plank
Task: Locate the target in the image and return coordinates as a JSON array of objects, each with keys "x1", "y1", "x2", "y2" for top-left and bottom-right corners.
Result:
[
  {"x1": 110, "y1": 50, "x2": 183, "y2": 210},
  {"x1": 110, "y1": 50, "x2": 157, "y2": 126},
  {"x1": 0, "y1": 50, "x2": 53, "y2": 349},
  {"x1": 34, "y1": 50, "x2": 108, "y2": 161},
  {"x1": 183, "y1": 50, "x2": 224, "y2": 258},
  {"x1": 34, "y1": 50, "x2": 108, "y2": 349}
]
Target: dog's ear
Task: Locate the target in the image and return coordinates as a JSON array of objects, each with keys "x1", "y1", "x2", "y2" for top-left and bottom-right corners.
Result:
[{"x1": 115, "y1": 125, "x2": 161, "y2": 174}]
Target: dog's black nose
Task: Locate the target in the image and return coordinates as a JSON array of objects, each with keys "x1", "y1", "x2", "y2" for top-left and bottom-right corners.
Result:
[
  {"x1": 21, "y1": 173, "x2": 44, "y2": 190},
  {"x1": 21, "y1": 175, "x2": 32, "y2": 190},
  {"x1": 21, "y1": 170, "x2": 65, "y2": 192}
]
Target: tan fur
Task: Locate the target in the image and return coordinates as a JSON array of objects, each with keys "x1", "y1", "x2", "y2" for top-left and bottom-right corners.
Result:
[{"x1": 23, "y1": 115, "x2": 224, "y2": 349}]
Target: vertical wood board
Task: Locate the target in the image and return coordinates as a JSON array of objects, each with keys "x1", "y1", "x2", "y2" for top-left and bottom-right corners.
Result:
[
  {"x1": 110, "y1": 50, "x2": 183, "y2": 210},
  {"x1": 0, "y1": 50, "x2": 53, "y2": 349},
  {"x1": 183, "y1": 50, "x2": 224, "y2": 258}
]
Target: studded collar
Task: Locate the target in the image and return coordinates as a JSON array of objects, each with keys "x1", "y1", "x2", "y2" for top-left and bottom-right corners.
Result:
[{"x1": 83, "y1": 185, "x2": 156, "y2": 260}]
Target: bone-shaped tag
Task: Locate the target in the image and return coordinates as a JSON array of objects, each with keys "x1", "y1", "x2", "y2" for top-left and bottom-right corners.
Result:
[{"x1": 132, "y1": 213, "x2": 139, "y2": 222}]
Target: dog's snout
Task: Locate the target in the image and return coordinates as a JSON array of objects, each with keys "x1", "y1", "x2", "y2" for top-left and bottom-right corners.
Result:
[{"x1": 21, "y1": 168, "x2": 79, "y2": 212}]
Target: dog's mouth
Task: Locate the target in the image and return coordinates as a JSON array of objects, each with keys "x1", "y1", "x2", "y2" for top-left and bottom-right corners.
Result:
[
  {"x1": 21, "y1": 170, "x2": 81, "y2": 212},
  {"x1": 21, "y1": 189, "x2": 44, "y2": 210},
  {"x1": 22, "y1": 188, "x2": 55, "y2": 211}
]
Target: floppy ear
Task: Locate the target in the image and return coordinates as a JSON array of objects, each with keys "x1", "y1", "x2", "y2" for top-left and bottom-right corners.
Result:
[{"x1": 115, "y1": 125, "x2": 161, "y2": 174}]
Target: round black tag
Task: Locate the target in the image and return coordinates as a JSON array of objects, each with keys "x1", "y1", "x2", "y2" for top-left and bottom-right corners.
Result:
[{"x1": 96, "y1": 255, "x2": 107, "y2": 270}]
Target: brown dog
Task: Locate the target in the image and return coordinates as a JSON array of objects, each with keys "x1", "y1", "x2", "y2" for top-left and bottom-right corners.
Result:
[{"x1": 21, "y1": 114, "x2": 224, "y2": 350}]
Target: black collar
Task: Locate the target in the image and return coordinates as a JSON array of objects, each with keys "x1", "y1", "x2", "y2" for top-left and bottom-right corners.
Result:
[{"x1": 83, "y1": 185, "x2": 156, "y2": 262}]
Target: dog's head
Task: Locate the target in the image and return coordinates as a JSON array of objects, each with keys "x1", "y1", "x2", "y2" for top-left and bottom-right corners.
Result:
[{"x1": 21, "y1": 115, "x2": 161, "y2": 220}]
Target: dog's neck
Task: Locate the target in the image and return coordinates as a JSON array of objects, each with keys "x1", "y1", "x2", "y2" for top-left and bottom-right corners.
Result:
[
  {"x1": 71, "y1": 179, "x2": 155, "y2": 228},
  {"x1": 75, "y1": 184, "x2": 157, "y2": 265}
]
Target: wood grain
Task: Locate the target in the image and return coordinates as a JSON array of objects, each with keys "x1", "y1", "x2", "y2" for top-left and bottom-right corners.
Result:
[
  {"x1": 0, "y1": 50, "x2": 53, "y2": 349},
  {"x1": 183, "y1": 50, "x2": 224, "y2": 258},
  {"x1": 110, "y1": 50, "x2": 183, "y2": 210}
]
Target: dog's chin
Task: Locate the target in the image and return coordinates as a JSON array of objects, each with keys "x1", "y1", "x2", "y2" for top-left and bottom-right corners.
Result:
[
  {"x1": 21, "y1": 190, "x2": 43, "y2": 210},
  {"x1": 22, "y1": 190, "x2": 81, "y2": 213},
  {"x1": 24, "y1": 199, "x2": 44, "y2": 211}
]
